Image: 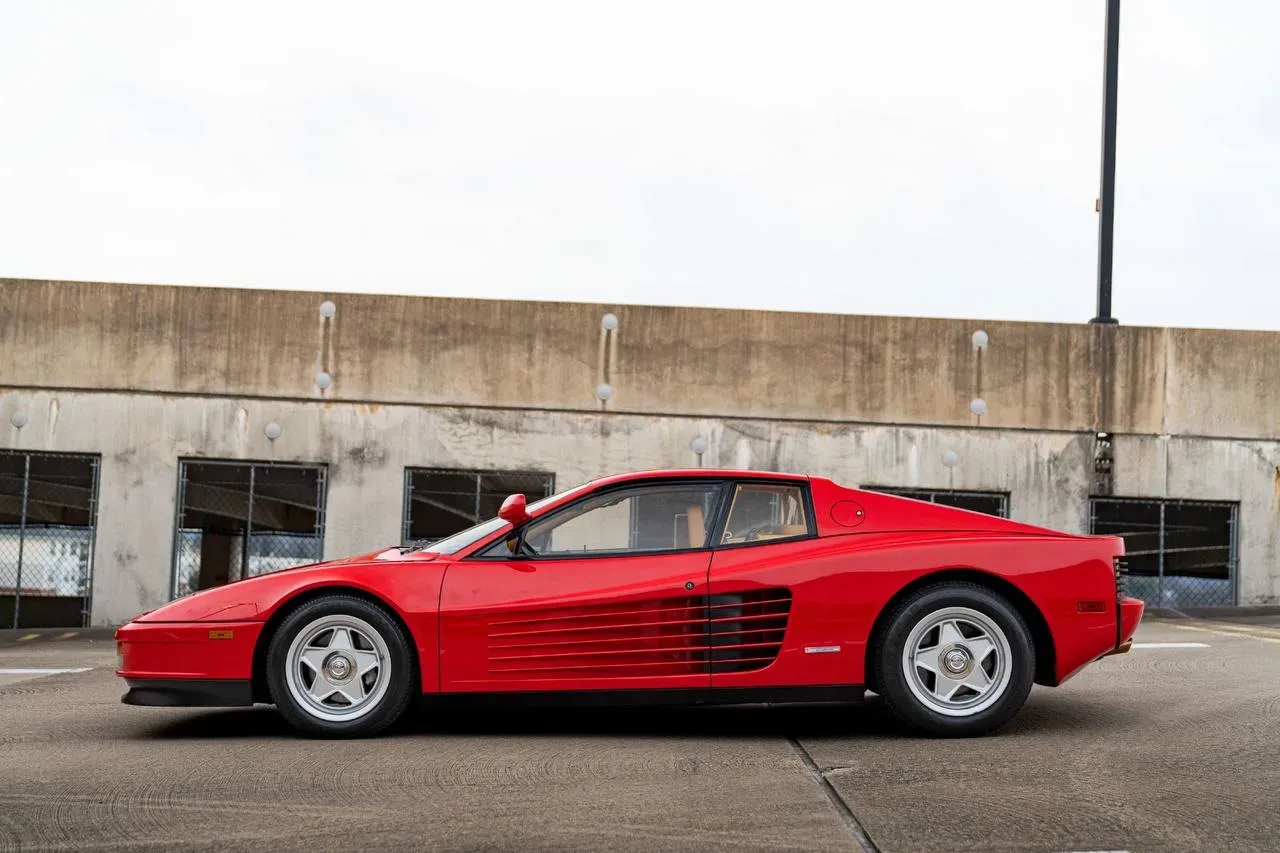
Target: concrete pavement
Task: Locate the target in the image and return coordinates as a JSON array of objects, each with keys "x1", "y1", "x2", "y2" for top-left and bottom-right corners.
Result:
[{"x1": 2, "y1": 617, "x2": 1278, "y2": 853}]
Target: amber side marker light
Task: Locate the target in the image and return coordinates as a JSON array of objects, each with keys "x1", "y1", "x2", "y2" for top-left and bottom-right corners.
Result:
[
  {"x1": 1077, "y1": 600, "x2": 1108, "y2": 614},
  {"x1": 209, "y1": 630, "x2": 234, "y2": 640}
]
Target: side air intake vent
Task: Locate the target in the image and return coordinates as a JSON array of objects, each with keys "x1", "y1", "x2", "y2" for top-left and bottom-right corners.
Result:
[
  {"x1": 486, "y1": 588, "x2": 793, "y2": 678},
  {"x1": 707, "y1": 589, "x2": 792, "y2": 673}
]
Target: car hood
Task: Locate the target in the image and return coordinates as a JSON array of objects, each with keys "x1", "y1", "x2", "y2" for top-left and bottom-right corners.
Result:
[{"x1": 133, "y1": 546, "x2": 437, "y2": 623}]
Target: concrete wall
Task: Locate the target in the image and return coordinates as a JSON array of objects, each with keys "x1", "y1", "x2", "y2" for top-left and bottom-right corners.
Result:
[
  {"x1": 2, "y1": 389, "x2": 1277, "y2": 625},
  {"x1": 4, "y1": 278, "x2": 1279, "y2": 438},
  {"x1": 3, "y1": 278, "x2": 1278, "y2": 621}
]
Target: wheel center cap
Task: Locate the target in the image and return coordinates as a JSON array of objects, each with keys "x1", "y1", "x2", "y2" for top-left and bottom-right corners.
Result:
[
  {"x1": 325, "y1": 654, "x2": 353, "y2": 682},
  {"x1": 943, "y1": 648, "x2": 971, "y2": 674}
]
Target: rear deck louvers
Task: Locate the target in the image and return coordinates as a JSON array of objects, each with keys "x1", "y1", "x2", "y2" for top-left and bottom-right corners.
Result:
[
  {"x1": 1115, "y1": 557, "x2": 1128, "y2": 597},
  {"x1": 486, "y1": 588, "x2": 792, "y2": 678}
]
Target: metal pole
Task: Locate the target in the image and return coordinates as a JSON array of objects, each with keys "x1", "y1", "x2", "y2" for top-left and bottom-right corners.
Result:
[
  {"x1": 402, "y1": 470, "x2": 413, "y2": 544},
  {"x1": 1157, "y1": 501, "x2": 1166, "y2": 606},
  {"x1": 243, "y1": 466, "x2": 255, "y2": 581},
  {"x1": 81, "y1": 457, "x2": 100, "y2": 627},
  {"x1": 13, "y1": 455, "x2": 30, "y2": 629},
  {"x1": 1092, "y1": 0, "x2": 1121, "y2": 324}
]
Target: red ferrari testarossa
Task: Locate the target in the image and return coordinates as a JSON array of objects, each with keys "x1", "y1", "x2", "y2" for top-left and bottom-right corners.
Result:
[{"x1": 116, "y1": 470, "x2": 1143, "y2": 737}]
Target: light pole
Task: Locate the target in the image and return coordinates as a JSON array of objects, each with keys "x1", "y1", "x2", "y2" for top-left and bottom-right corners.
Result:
[{"x1": 1092, "y1": 0, "x2": 1121, "y2": 324}]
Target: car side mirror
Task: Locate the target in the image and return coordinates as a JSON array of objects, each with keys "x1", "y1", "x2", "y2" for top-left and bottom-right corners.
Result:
[{"x1": 498, "y1": 493, "x2": 531, "y2": 526}]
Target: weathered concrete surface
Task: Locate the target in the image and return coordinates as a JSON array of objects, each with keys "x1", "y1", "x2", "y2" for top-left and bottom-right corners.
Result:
[
  {"x1": 1, "y1": 390, "x2": 1277, "y2": 624},
  {"x1": 0, "y1": 643, "x2": 855, "y2": 853},
  {"x1": 3, "y1": 277, "x2": 1279, "y2": 621},
  {"x1": 2, "y1": 618, "x2": 1279, "y2": 852},
  {"x1": 3, "y1": 277, "x2": 1278, "y2": 436},
  {"x1": 807, "y1": 617, "x2": 1280, "y2": 853}
]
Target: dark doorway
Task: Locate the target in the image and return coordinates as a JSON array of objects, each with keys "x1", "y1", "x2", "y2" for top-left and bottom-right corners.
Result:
[
  {"x1": 172, "y1": 461, "x2": 327, "y2": 598},
  {"x1": 0, "y1": 451, "x2": 100, "y2": 628},
  {"x1": 1090, "y1": 497, "x2": 1237, "y2": 607},
  {"x1": 403, "y1": 469, "x2": 555, "y2": 545}
]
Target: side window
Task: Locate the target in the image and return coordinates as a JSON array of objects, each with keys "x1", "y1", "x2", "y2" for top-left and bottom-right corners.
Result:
[
  {"x1": 721, "y1": 483, "x2": 811, "y2": 545},
  {"x1": 521, "y1": 482, "x2": 723, "y2": 556}
]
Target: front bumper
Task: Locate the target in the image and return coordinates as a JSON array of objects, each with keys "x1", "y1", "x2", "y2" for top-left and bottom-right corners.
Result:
[
  {"x1": 122, "y1": 678, "x2": 254, "y2": 707},
  {"x1": 115, "y1": 620, "x2": 262, "y2": 681}
]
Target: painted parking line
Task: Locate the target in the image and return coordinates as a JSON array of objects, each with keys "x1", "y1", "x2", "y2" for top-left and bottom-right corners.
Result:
[
  {"x1": 1168, "y1": 622, "x2": 1280, "y2": 645},
  {"x1": 16, "y1": 634, "x2": 39, "y2": 642},
  {"x1": 1132, "y1": 642, "x2": 1209, "y2": 649},
  {"x1": 0, "y1": 668, "x2": 92, "y2": 675},
  {"x1": 1198, "y1": 621, "x2": 1280, "y2": 639}
]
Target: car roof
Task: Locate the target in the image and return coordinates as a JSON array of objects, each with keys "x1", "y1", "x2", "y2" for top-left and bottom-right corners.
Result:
[
  {"x1": 515, "y1": 469, "x2": 819, "y2": 523},
  {"x1": 585, "y1": 469, "x2": 810, "y2": 488}
]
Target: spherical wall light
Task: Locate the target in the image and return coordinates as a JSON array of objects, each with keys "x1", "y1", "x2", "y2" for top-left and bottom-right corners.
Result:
[
  {"x1": 264, "y1": 422, "x2": 283, "y2": 441},
  {"x1": 969, "y1": 398, "x2": 988, "y2": 417},
  {"x1": 972, "y1": 330, "x2": 989, "y2": 349},
  {"x1": 10, "y1": 411, "x2": 28, "y2": 429},
  {"x1": 941, "y1": 450, "x2": 959, "y2": 468},
  {"x1": 595, "y1": 383, "x2": 615, "y2": 402},
  {"x1": 315, "y1": 371, "x2": 333, "y2": 390},
  {"x1": 319, "y1": 300, "x2": 337, "y2": 319},
  {"x1": 601, "y1": 313, "x2": 619, "y2": 331},
  {"x1": 690, "y1": 436, "x2": 709, "y2": 455}
]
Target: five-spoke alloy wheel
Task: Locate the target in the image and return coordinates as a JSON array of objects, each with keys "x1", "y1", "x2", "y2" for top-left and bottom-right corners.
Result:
[
  {"x1": 267, "y1": 595, "x2": 414, "y2": 738},
  {"x1": 873, "y1": 583, "x2": 1034, "y2": 737}
]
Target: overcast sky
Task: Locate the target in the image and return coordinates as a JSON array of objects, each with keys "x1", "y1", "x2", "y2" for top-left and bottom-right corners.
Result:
[{"x1": 2, "y1": 1, "x2": 1277, "y2": 330}]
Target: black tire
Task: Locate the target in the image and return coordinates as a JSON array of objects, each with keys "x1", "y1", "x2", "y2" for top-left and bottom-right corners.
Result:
[
  {"x1": 872, "y1": 582, "x2": 1034, "y2": 737},
  {"x1": 265, "y1": 594, "x2": 416, "y2": 738}
]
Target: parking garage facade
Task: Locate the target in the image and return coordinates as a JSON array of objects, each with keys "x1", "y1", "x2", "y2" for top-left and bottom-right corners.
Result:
[{"x1": 2, "y1": 277, "x2": 1278, "y2": 627}]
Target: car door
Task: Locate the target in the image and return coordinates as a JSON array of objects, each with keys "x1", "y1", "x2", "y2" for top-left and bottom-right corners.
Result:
[
  {"x1": 707, "y1": 479, "x2": 839, "y2": 689},
  {"x1": 438, "y1": 479, "x2": 727, "y2": 693}
]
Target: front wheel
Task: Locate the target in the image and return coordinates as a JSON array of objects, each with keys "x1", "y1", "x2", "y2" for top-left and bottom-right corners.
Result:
[
  {"x1": 266, "y1": 595, "x2": 415, "y2": 738},
  {"x1": 873, "y1": 583, "x2": 1034, "y2": 737}
]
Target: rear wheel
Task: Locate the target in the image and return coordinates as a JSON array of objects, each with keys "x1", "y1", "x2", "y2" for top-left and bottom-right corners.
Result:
[
  {"x1": 266, "y1": 595, "x2": 415, "y2": 738},
  {"x1": 873, "y1": 583, "x2": 1034, "y2": 737}
]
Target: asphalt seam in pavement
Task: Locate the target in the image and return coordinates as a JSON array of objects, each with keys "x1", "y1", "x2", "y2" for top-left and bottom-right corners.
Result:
[{"x1": 787, "y1": 737, "x2": 880, "y2": 853}]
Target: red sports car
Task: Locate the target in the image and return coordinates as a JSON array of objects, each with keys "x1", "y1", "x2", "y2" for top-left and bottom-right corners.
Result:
[{"x1": 116, "y1": 470, "x2": 1144, "y2": 737}]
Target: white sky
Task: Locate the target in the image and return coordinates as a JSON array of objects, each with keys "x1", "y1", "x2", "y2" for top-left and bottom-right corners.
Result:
[{"x1": 2, "y1": 1, "x2": 1277, "y2": 330}]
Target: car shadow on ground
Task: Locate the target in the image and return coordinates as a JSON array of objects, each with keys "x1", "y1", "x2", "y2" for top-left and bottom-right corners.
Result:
[{"x1": 135, "y1": 689, "x2": 1130, "y2": 742}]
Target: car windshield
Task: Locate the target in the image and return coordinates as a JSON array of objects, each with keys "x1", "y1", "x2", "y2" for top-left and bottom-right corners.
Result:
[{"x1": 414, "y1": 481, "x2": 594, "y2": 555}]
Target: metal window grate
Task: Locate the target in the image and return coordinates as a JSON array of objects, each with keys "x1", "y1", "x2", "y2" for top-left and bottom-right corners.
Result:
[
  {"x1": 861, "y1": 486, "x2": 1010, "y2": 519},
  {"x1": 0, "y1": 451, "x2": 101, "y2": 628},
  {"x1": 403, "y1": 468, "x2": 555, "y2": 545},
  {"x1": 172, "y1": 460, "x2": 327, "y2": 598},
  {"x1": 1089, "y1": 497, "x2": 1237, "y2": 608}
]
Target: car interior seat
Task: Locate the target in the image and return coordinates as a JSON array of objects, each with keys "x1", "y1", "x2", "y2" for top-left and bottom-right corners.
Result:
[{"x1": 686, "y1": 504, "x2": 705, "y2": 548}]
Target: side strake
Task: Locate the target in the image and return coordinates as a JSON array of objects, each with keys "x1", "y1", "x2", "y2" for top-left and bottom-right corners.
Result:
[{"x1": 479, "y1": 588, "x2": 792, "y2": 678}]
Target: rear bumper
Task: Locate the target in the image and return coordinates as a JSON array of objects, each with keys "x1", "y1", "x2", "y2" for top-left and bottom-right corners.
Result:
[
  {"x1": 122, "y1": 678, "x2": 254, "y2": 707},
  {"x1": 1118, "y1": 595, "x2": 1145, "y2": 646},
  {"x1": 1101, "y1": 596, "x2": 1145, "y2": 657},
  {"x1": 1103, "y1": 639, "x2": 1133, "y2": 657}
]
